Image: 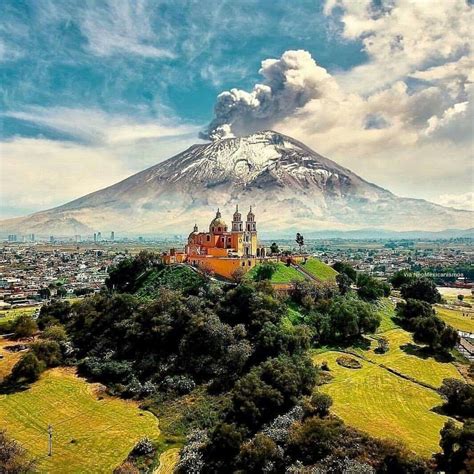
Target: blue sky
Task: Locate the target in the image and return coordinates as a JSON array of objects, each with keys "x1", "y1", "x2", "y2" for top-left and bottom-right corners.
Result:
[{"x1": 1, "y1": 0, "x2": 473, "y2": 217}]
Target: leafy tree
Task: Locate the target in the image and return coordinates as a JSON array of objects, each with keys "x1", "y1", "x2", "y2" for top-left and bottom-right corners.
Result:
[
  {"x1": 230, "y1": 356, "x2": 317, "y2": 429},
  {"x1": 390, "y1": 271, "x2": 414, "y2": 289},
  {"x1": 38, "y1": 287, "x2": 51, "y2": 300},
  {"x1": 38, "y1": 299, "x2": 71, "y2": 329},
  {"x1": 303, "y1": 392, "x2": 333, "y2": 418},
  {"x1": 458, "y1": 294, "x2": 465, "y2": 302},
  {"x1": 0, "y1": 430, "x2": 36, "y2": 473},
  {"x1": 400, "y1": 277, "x2": 441, "y2": 303},
  {"x1": 270, "y1": 242, "x2": 279, "y2": 254},
  {"x1": 237, "y1": 433, "x2": 281, "y2": 472},
  {"x1": 12, "y1": 314, "x2": 37, "y2": 339},
  {"x1": 253, "y1": 262, "x2": 277, "y2": 282},
  {"x1": 437, "y1": 419, "x2": 474, "y2": 473},
  {"x1": 40, "y1": 324, "x2": 68, "y2": 342},
  {"x1": 439, "y1": 378, "x2": 474, "y2": 418},
  {"x1": 356, "y1": 274, "x2": 387, "y2": 301},
  {"x1": 295, "y1": 233, "x2": 304, "y2": 252},
  {"x1": 10, "y1": 353, "x2": 44, "y2": 383},
  {"x1": 412, "y1": 316, "x2": 457, "y2": 352},
  {"x1": 396, "y1": 298, "x2": 434, "y2": 323},
  {"x1": 332, "y1": 262, "x2": 357, "y2": 282},
  {"x1": 336, "y1": 273, "x2": 352, "y2": 295},
  {"x1": 31, "y1": 340, "x2": 62, "y2": 367}
]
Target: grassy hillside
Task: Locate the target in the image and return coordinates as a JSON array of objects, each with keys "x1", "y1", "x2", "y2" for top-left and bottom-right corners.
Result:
[
  {"x1": 247, "y1": 262, "x2": 305, "y2": 284},
  {"x1": 300, "y1": 258, "x2": 338, "y2": 281},
  {"x1": 312, "y1": 351, "x2": 455, "y2": 458},
  {"x1": 0, "y1": 369, "x2": 162, "y2": 473},
  {"x1": 353, "y1": 329, "x2": 462, "y2": 388},
  {"x1": 435, "y1": 306, "x2": 474, "y2": 333},
  {"x1": 0, "y1": 307, "x2": 37, "y2": 333}
]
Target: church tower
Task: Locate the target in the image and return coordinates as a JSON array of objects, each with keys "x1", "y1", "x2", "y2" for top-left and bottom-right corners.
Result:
[
  {"x1": 244, "y1": 206, "x2": 258, "y2": 256},
  {"x1": 231, "y1": 205, "x2": 245, "y2": 255}
]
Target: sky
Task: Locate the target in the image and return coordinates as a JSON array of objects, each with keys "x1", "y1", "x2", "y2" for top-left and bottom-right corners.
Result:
[{"x1": 1, "y1": 0, "x2": 473, "y2": 219}]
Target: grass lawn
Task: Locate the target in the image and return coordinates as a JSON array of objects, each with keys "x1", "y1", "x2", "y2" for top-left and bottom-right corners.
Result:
[
  {"x1": 0, "y1": 337, "x2": 26, "y2": 380},
  {"x1": 374, "y1": 298, "x2": 399, "y2": 333},
  {"x1": 312, "y1": 351, "x2": 454, "y2": 458},
  {"x1": 0, "y1": 368, "x2": 162, "y2": 473},
  {"x1": 435, "y1": 306, "x2": 474, "y2": 333},
  {"x1": 248, "y1": 262, "x2": 305, "y2": 284},
  {"x1": 300, "y1": 258, "x2": 338, "y2": 281},
  {"x1": 353, "y1": 329, "x2": 462, "y2": 388}
]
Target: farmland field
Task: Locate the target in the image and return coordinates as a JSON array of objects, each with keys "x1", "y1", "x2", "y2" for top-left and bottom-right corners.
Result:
[
  {"x1": 353, "y1": 329, "x2": 462, "y2": 388},
  {"x1": 300, "y1": 258, "x2": 338, "y2": 281},
  {"x1": 435, "y1": 306, "x2": 474, "y2": 333},
  {"x1": 0, "y1": 368, "x2": 162, "y2": 473},
  {"x1": 312, "y1": 351, "x2": 456, "y2": 458}
]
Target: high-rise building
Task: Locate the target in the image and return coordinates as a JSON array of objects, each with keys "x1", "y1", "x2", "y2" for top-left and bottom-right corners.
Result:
[
  {"x1": 97, "y1": 232, "x2": 102, "y2": 241},
  {"x1": 93, "y1": 233, "x2": 97, "y2": 242},
  {"x1": 8, "y1": 234, "x2": 18, "y2": 242},
  {"x1": 110, "y1": 231, "x2": 115, "y2": 241},
  {"x1": 49, "y1": 235, "x2": 54, "y2": 243},
  {"x1": 30, "y1": 233, "x2": 35, "y2": 242}
]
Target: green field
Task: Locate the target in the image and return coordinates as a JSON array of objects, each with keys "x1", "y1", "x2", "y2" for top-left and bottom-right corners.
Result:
[
  {"x1": 248, "y1": 262, "x2": 305, "y2": 284},
  {"x1": 300, "y1": 258, "x2": 338, "y2": 281},
  {"x1": 0, "y1": 369, "x2": 162, "y2": 473},
  {"x1": 374, "y1": 298, "x2": 399, "y2": 333},
  {"x1": 312, "y1": 351, "x2": 455, "y2": 458},
  {"x1": 435, "y1": 306, "x2": 474, "y2": 333},
  {"x1": 353, "y1": 329, "x2": 462, "y2": 388}
]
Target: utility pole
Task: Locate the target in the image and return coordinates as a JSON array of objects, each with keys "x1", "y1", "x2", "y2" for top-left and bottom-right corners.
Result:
[{"x1": 48, "y1": 425, "x2": 53, "y2": 456}]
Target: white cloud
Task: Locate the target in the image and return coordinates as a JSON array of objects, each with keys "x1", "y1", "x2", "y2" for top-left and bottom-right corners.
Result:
[
  {"x1": 435, "y1": 192, "x2": 474, "y2": 212},
  {"x1": 4, "y1": 106, "x2": 199, "y2": 145}
]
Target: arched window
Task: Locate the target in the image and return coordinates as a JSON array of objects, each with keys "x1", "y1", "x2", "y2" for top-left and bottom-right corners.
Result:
[
  {"x1": 241, "y1": 261, "x2": 245, "y2": 266},
  {"x1": 206, "y1": 235, "x2": 210, "y2": 241},
  {"x1": 218, "y1": 227, "x2": 221, "y2": 232}
]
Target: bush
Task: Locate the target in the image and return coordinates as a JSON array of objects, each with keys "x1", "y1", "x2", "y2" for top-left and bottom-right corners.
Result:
[
  {"x1": 253, "y1": 263, "x2": 277, "y2": 281},
  {"x1": 303, "y1": 392, "x2": 333, "y2": 417},
  {"x1": 12, "y1": 314, "x2": 37, "y2": 339},
  {"x1": 40, "y1": 324, "x2": 68, "y2": 342},
  {"x1": 31, "y1": 340, "x2": 63, "y2": 367},
  {"x1": 336, "y1": 356, "x2": 362, "y2": 369},
  {"x1": 400, "y1": 278, "x2": 441, "y2": 304},
  {"x1": 10, "y1": 352, "x2": 44, "y2": 383},
  {"x1": 357, "y1": 274, "x2": 387, "y2": 301},
  {"x1": 439, "y1": 378, "x2": 474, "y2": 418}
]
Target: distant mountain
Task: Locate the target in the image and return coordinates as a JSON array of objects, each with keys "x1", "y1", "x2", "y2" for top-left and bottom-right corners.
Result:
[{"x1": 1, "y1": 131, "x2": 472, "y2": 237}]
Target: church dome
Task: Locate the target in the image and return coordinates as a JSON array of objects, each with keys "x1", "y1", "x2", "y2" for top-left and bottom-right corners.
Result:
[{"x1": 210, "y1": 209, "x2": 227, "y2": 232}]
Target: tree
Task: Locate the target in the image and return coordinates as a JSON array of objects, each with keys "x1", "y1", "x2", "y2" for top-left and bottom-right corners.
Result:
[
  {"x1": 303, "y1": 392, "x2": 333, "y2": 418},
  {"x1": 389, "y1": 271, "x2": 414, "y2": 289},
  {"x1": 336, "y1": 273, "x2": 352, "y2": 295},
  {"x1": 439, "y1": 378, "x2": 474, "y2": 418},
  {"x1": 295, "y1": 233, "x2": 304, "y2": 253},
  {"x1": 10, "y1": 353, "x2": 44, "y2": 383},
  {"x1": 400, "y1": 277, "x2": 441, "y2": 303},
  {"x1": 31, "y1": 340, "x2": 63, "y2": 367},
  {"x1": 38, "y1": 287, "x2": 51, "y2": 300},
  {"x1": 437, "y1": 419, "x2": 474, "y2": 473},
  {"x1": 332, "y1": 262, "x2": 357, "y2": 282},
  {"x1": 458, "y1": 294, "x2": 465, "y2": 302},
  {"x1": 12, "y1": 314, "x2": 37, "y2": 339},
  {"x1": 0, "y1": 430, "x2": 36, "y2": 473},
  {"x1": 356, "y1": 274, "x2": 386, "y2": 301},
  {"x1": 253, "y1": 262, "x2": 277, "y2": 282},
  {"x1": 37, "y1": 299, "x2": 71, "y2": 329},
  {"x1": 238, "y1": 433, "x2": 281, "y2": 472},
  {"x1": 270, "y1": 242, "x2": 279, "y2": 255},
  {"x1": 396, "y1": 298, "x2": 434, "y2": 323},
  {"x1": 40, "y1": 324, "x2": 68, "y2": 342}
]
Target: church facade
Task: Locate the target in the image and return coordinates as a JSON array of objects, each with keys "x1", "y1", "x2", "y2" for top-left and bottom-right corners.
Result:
[{"x1": 162, "y1": 207, "x2": 266, "y2": 279}]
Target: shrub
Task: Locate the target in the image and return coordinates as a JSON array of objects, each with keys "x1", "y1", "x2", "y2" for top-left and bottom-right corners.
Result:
[
  {"x1": 336, "y1": 356, "x2": 362, "y2": 369},
  {"x1": 400, "y1": 278, "x2": 441, "y2": 304},
  {"x1": 10, "y1": 352, "x2": 44, "y2": 383},
  {"x1": 31, "y1": 340, "x2": 63, "y2": 367},
  {"x1": 12, "y1": 314, "x2": 37, "y2": 339},
  {"x1": 40, "y1": 324, "x2": 68, "y2": 342}
]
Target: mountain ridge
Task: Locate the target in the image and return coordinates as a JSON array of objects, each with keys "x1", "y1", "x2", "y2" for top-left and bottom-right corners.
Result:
[{"x1": 1, "y1": 130, "x2": 472, "y2": 236}]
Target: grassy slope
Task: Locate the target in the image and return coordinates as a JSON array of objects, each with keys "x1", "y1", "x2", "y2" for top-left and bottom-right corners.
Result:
[
  {"x1": 353, "y1": 329, "x2": 462, "y2": 388},
  {"x1": 0, "y1": 369, "x2": 161, "y2": 473},
  {"x1": 374, "y1": 298, "x2": 399, "y2": 333},
  {"x1": 247, "y1": 262, "x2": 305, "y2": 284},
  {"x1": 313, "y1": 351, "x2": 454, "y2": 458},
  {"x1": 435, "y1": 306, "x2": 474, "y2": 333},
  {"x1": 0, "y1": 338, "x2": 25, "y2": 380},
  {"x1": 300, "y1": 258, "x2": 338, "y2": 281}
]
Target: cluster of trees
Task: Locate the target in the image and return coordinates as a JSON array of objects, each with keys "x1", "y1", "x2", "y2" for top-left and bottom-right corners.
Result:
[
  {"x1": 435, "y1": 378, "x2": 474, "y2": 473},
  {"x1": 0, "y1": 430, "x2": 36, "y2": 473},
  {"x1": 333, "y1": 262, "x2": 390, "y2": 300},
  {"x1": 396, "y1": 278, "x2": 457, "y2": 353}
]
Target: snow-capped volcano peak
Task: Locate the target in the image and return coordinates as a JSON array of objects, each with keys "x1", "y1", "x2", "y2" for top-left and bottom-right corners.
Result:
[{"x1": 1, "y1": 131, "x2": 472, "y2": 236}]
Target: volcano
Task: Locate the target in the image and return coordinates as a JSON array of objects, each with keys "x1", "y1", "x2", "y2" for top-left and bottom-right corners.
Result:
[{"x1": 1, "y1": 131, "x2": 472, "y2": 237}]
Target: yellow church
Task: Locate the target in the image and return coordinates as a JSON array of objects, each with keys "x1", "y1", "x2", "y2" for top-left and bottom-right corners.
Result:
[{"x1": 163, "y1": 206, "x2": 267, "y2": 279}]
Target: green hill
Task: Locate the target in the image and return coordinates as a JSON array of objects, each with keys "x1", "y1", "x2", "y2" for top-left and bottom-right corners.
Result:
[{"x1": 299, "y1": 258, "x2": 338, "y2": 281}]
